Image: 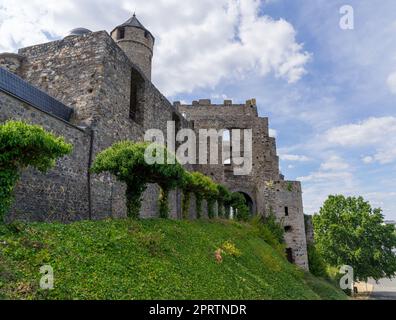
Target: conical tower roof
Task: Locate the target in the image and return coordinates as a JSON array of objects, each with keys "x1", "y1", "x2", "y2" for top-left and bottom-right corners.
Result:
[{"x1": 114, "y1": 13, "x2": 154, "y2": 40}]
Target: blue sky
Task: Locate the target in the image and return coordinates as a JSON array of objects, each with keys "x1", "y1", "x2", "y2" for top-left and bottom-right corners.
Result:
[{"x1": 1, "y1": 0, "x2": 395, "y2": 219}]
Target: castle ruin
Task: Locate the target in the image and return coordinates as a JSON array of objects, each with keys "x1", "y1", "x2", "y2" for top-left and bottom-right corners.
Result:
[{"x1": 0, "y1": 15, "x2": 309, "y2": 269}]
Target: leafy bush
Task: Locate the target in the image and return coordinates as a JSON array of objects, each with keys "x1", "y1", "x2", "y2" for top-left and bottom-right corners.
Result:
[
  {"x1": 307, "y1": 244, "x2": 328, "y2": 278},
  {"x1": 251, "y1": 214, "x2": 285, "y2": 256},
  {"x1": 261, "y1": 212, "x2": 284, "y2": 244},
  {"x1": 91, "y1": 142, "x2": 185, "y2": 219},
  {"x1": 0, "y1": 121, "x2": 72, "y2": 223}
]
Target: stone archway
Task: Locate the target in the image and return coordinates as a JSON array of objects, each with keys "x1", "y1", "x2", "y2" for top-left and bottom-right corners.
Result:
[{"x1": 237, "y1": 191, "x2": 254, "y2": 215}]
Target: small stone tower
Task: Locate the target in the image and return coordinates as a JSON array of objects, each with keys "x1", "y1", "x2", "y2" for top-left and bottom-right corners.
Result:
[{"x1": 110, "y1": 14, "x2": 155, "y2": 80}]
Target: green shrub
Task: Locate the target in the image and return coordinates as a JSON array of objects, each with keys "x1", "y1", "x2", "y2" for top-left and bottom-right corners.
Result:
[
  {"x1": 261, "y1": 212, "x2": 284, "y2": 244},
  {"x1": 91, "y1": 142, "x2": 185, "y2": 219},
  {"x1": 307, "y1": 244, "x2": 328, "y2": 278},
  {"x1": 251, "y1": 214, "x2": 285, "y2": 256},
  {"x1": 0, "y1": 121, "x2": 72, "y2": 223}
]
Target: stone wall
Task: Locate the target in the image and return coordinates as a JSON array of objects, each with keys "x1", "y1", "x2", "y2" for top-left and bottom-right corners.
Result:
[
  {"x1": 3, "y1": 31, "x2": 189, "y2": 220},
  {"x1": 0, "y1": 53, "x2": 24, "y2": 75},
  {"x1": 0, "y1": 91, "x2": 91, "y2": 222},
  {"x1": 257, "y1": 180, "x2": 309, "y2": 270}
]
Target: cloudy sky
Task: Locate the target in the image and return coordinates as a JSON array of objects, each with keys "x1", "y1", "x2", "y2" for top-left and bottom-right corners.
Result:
[{"x1": 1, "y1": 0, "x2": 395, "y2": 219}]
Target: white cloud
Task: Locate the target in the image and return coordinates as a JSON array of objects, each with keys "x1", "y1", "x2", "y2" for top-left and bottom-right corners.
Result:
[
  {"x1": 362, "y1": 156, "x2": 374, "y2": 164},
  {"x1": 387, "y1": 71, "x2": 396, "y2": 94},
  {"x1": 280, "y1": 154, "x2": 311, "y2": 162},
  {"x1": 0, "y1": 0, "x2": 311, "y2": 96},
  {"x1": 320, "y1": 155, "x2": 349, "y2": 171},
  {"x1": 297, "y1": 155, "x2": 356, "y2": 214},
  {"x1": 325, "y1": 117, "x2": 396, "y2": 164}
]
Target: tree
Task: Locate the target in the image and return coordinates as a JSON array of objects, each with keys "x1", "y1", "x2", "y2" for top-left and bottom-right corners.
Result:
[
  {"x1": 0, "y1": 121, "x2": 72, "y2": 223},
  {"x1": 313, "y1": 195, "x2": 396, "y2": 282},
  {"x1": 91, "y1": 141, "x2": 185, "y2": 219}
]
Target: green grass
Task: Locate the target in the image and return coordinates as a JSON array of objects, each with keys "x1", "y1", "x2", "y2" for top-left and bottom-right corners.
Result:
[{"x1": 0, "y1": 218, "x2": 348, "y2": 300}]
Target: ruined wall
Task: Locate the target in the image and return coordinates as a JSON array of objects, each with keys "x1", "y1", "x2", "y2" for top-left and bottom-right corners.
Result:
[
  {"x1": 178, "y1": 99, "x2": 308, "y2": 270},
  {"x1": 177, "y1": 99, "x2": 280, "y2": 184},
  {"x1": 257, "y1": 180, "x2": 309, "y2": 270},
  {"x1": 0, "y1": 91, "x2": 91, "y2": 222},
  {"x1": 177, "y1": 99, "x2": 281, "y2": 213}
]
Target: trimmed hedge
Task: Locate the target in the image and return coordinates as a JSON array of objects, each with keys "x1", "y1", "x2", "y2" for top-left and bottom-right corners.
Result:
[{"x1": 0, "y1": 121, "x2": 72, "y2": 223}]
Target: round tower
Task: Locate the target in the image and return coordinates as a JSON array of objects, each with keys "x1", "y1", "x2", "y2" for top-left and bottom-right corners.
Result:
[{"x1": 110, "y1": 14, "x2": 155, "y2": 80}]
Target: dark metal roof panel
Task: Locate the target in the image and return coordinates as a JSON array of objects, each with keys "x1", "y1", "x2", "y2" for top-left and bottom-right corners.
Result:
[{"x1": 0, "y1": 67, "x2": 73, "y2": 121}]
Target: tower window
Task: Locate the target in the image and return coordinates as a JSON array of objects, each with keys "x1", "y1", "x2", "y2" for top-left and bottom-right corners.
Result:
[
  {"x1": 284, "y1": 226, "x2": 292, "y2": 232},
  {"x1": 118, "y1": 27, "x2": 125, "y2": 40},
  {"x1": 285, "y1": 206, "x2": 289, "y2": 216}
]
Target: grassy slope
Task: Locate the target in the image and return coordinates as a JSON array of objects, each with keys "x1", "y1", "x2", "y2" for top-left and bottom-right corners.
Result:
[{"x1": 0, "y1": 218, "x2": 347, "y2": 300}]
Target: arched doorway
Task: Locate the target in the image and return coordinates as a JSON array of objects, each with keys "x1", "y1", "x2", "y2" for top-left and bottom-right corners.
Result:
[{"x1": 237, "y1": 192, "x2": 254, "y2": 215}]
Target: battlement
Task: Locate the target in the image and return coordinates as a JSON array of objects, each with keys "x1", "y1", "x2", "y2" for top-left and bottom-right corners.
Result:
[{"x1": 173, "y1": 98, "x2": 257, "y2": 108}]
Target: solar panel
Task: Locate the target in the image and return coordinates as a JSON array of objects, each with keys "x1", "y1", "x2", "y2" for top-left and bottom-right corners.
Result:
[{"x1": 0, "y1": 67, "x2": 73, "y2": 121}]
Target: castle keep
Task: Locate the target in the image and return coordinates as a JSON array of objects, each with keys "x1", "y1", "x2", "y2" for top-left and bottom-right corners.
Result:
[{"x1": 0, "y1": 15, "x2": 308, "y2": 269}]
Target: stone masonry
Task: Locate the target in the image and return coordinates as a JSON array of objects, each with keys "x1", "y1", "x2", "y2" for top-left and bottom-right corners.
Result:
[{"x1": 0, "y1": 14, "x2": 308, "y2": 269}]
